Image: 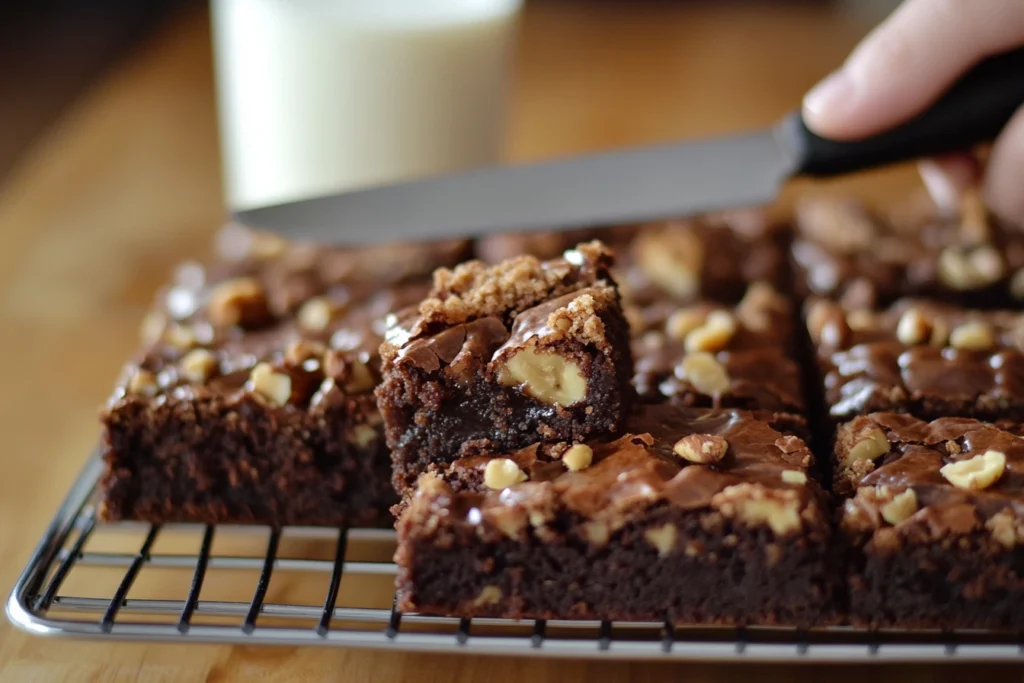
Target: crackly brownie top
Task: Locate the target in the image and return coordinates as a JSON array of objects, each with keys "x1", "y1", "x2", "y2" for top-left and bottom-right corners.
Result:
[
  {"x1": 381, "y1": 242, "x2": 623, "y2": 368},
  {"x1": 837, "y1": 413, "x2": 1024, "y2": 545},
  {"x1": 792, "y1": 193, "x2": 1024, "y2": 309},
  {"x1": 404, "y1": 405, "x2": 824, "y2": 545},
  {"x1": 107, "y1": 226, "x2": 466, "y2": 412},
  {"x1": 630, "y1": 283, "x2": 803, "y2": 411},
  {"x1": 807, "y1": 297, "x2": 1024, "y2": 419}
]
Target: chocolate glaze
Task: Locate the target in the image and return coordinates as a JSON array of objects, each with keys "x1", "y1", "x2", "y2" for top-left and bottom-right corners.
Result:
[
  {"x1": 435, "y1": 404, "x2": 820, "y2": 540},
  {"x1": 810, "y1": 298, "x2": 1024, "y2": 420}
]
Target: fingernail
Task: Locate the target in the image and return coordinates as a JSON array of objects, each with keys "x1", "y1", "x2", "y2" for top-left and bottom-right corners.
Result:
[{"x1": 803, "y1": 71, "x2": 855, "y2": 124}]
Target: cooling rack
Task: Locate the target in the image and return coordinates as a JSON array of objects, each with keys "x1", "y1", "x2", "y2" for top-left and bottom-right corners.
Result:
[{"x1": 8, "y1": 453, "x2": 1024, "y2": 662}]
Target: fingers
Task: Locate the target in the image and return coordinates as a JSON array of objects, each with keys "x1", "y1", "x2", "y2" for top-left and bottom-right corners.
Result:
[
  {"x1": 918, "y1": 154, "x2": 981, "y2": 214},
  {"x1": 985, "y1": 105, "x2": 1024, "y2": 226},
  {"x1": 803, "y1": 0, "x2": 1024, "y2": 140}
]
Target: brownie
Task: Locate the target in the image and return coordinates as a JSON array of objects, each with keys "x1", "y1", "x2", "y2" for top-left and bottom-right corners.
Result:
[
  {"x1": 835, "y1": 412, "x2": 1024, "y2": 630},
  {"x1": 807, "y1": 297, "x2": 1024, "y2": 422},
  {"x1": 100, "y1": 228, "x2": 469, "y2": 527},
  {"x1": 394, "y1": 404, "x2": 837, "y2": 625},
  {"x1": 475, "y1": 210, "x2": 788, "y2": 307},
  {"x1": 377, "y1": 242, "x2": 635, "y2": 493},
  {"x1": 631, "y1": 281, "x2": 804, "y2": 413},
  {"x1": 791, "y1": 193, "x2": 1024, "y2": 309}
]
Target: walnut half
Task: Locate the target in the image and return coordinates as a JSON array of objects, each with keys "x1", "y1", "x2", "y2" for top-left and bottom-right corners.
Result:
[{"x1": 497, "y1": 347, "x2": 587, "y2": 407}]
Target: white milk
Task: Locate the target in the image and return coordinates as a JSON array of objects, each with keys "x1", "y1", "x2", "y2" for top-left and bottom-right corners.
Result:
[{"x1": 212, "y1": 0, "x2": 522, "y2": 209}]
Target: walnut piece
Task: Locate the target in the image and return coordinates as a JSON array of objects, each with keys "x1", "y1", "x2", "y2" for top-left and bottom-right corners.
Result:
[
  {"x1": 781, "y1": 470, "x2": 807, "y2": 485},
  {"x1": 249, "y1": 362, "x2": 292, "y2": 407},
  {"x1": 471, "y1": 585, "x2": 503, "y2": 607},
  {"x1": 712, "y1": 484, "x2": 801, "y2": 535},
  {"x1": 165, "y1": 323, "x2": 197, "y2": 350},
  {"x1": 350, "y1": 424, "x2": 378, "y2": 449},
  {"x1": 634, "y1": 226, "x2": 703, "y2": 299},
  {"x1": 643, "y1": 524, "x2": 678, "y2": 557},
  {"x1": 297, "y1": 296, "x2": 334, "y2": 333},
  {"x1": 949, "y1": 320, "x2": 995, "y2": 351},
  {"x1": 684, "y1": 310, "x2": 736, "y2": 353},
  {"x1": 180, "y1": 349, "x2": 218, "y2": 383},
  {"x1": 896, "y1": 308, "x2": 931, "y2": 346},
  {"x1": 483, "y1": 458, "x2": 527, "y2": 490},
  {"x1": 344, "y1": 358, "x2": 376, "y2": 393},
  {"x1": 127, "y1": 369, "x2": 158, "y2": 397},
  {"x1": 562, "y1": 444, "x2": 594, "y2": 471},
  {"x1": 285, "y1": 340, "x2": 327, "y2": 366},
  {"x1": 678, "y1": 351, "x2": 730, "y2": 396},
  {"x1": 841, "y1": 425, "x2": 890, "y2": 467},
  {"x1": 986, "y1": 509, "x2": 1020, "y2": 549},
  {"x1": 665, "y1": 308, "x2": 706, "y2": 342},
  {"x1": 880, "y1": 488, "x2": 918, "y2": 525},
  {"x1": 498, "y1": 347, "x2": 586, "y2": 406},
  {"x1": 207, "y1": 277, "x2": 271, "y2": 328},
  {"x1": 938, "y1": 245, "x2": 1005, "y2": 290},
  {"x1": 673, "y1": 434, "x2": 728, "y2": 464},
  {"x1": 940, "y1": 449, "x2": 1006, "y2": 490}
]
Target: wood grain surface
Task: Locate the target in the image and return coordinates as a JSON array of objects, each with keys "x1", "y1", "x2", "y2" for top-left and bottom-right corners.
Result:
[{"x1": 1, "y1": 2, "x2": 1018, "y2": 680}]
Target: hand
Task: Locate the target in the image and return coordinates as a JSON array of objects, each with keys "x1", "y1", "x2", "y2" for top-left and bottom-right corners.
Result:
[{"x1": 801, "y1": 0, "x2": 1024, "y2": 224}]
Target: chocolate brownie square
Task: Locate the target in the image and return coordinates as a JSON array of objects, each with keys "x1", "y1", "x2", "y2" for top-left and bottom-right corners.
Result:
[
  {"x1": 394, "y1": 404, "x2": 837, "y2": 626},
  {"x1": 807, "y1": 297, "x2": 1024, "y2": 422},
  {"x1": 792, "y1": 193, "x2": 1024, "y2": 309},
  {"x1": 631, "y1": 282, "x2": 804, "y2": 413},
  {"x1": 377, "y1": 242, "x2": 635, "y2": 493},
  {"x1": 100, "y1": 229, "x2": 469, "y2": 527},
  {"x1": 835, "y1": 412, "x2": 1024, "y2": 630}
]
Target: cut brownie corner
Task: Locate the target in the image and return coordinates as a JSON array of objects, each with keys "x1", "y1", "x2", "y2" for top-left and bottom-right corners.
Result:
[
  {"x1": 394, "y1": 405, "x2": 840, "y2": 625},
  {"x1": 833, "y1": 412, "x2": 1024, "y2": 630},
  {"x1": 378, "y1": 242, "x2": 635, "y2": 493}
]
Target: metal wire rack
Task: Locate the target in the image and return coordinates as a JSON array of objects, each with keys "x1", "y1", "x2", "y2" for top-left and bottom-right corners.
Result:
[{"x1": 8, "y1": 453, "x2": 1024, "y2": 662}]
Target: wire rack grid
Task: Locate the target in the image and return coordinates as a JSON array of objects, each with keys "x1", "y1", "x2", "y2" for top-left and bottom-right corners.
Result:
[{"x1": 7, "y1": 453, "x2": 1024, "y2": 662}]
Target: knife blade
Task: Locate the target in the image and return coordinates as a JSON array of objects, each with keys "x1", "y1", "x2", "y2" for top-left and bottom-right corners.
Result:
[{"x1": 235, "y1": 48, "x2": 1024, "y2": 246}]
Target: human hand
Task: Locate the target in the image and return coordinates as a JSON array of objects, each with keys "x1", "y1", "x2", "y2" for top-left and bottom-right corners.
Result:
[{"x1": 801, "y1": 0, "x2": 1024, "y2": 224}]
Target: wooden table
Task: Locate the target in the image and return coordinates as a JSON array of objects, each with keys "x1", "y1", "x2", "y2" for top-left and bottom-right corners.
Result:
[{"x1": 0, "y1": 2, "x2": 1017, "y2": 680}]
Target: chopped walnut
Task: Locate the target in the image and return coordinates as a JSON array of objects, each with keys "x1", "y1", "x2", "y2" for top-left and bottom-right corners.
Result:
[
  {"x1": 471, "y1": 585, "x2": 503, "y2": 607},
  {"x1": 344, "y1": 359, "x2": 376, "y2": 393},
  {"x1": 673, "y1": 434, "x2": 728, "y2": 464},
  {"x1": 498, "y1": 347, "x2": 586, "y2": 407},
  {"x1": 949, "y1": 320, "x2": 995, "y2": 351},
  {"x1": 665, "y1": 308, "x2": 706, "y2": 342},
  {"x1": 986, "y1": 509, "x2": 1021, "y2": 549},
  {"x1": 896, "y1": 308, "x2": 931, "y2": 346},
  {"x1": 483, "y1": 458, "x2": 527, "y2": 490},
  {"x1": 207, "y1": 277, "x2": 271, "y2": 329},
  {"x1": 678, "y1": 351, "x2": 730, "y2": 396},
  {"x1": 940, "y1": 449, "x2": 1006, "y2": 490},
  {"x1": 297, "y1": 296, "x2": 335, "y2": 333},
  {"x1": 712, "y1": 483, "x2": 802, "y2": 535},
  {"x1": 633, "y1": 226, "x2": 703, "y2": 299},
  {"x1": 562, "y1": 444, "x2": 594, "y2": 471},
  {"x1": 938, "y1": 245, "x2": 1005, "y2": 291},
  {"x1": 248, "y1": 362, "x2": 292, "y2": 407},
  {"x1": 165, "y1": 323, "x2": 197, "y2": 350},
  {"x1": 880, "y1": 489, "x2": 918, "y2": 525},
  {"x1": 127, "y1": 369, "x2": 159, "y2": 397},
  {"x1": 840, "y1": 423, "x2": 890, "y2": 467},
  {"x1": 781, "y1": 470, "x2": 807, "y2": 485},
  {"x1": 643, "y1": 524, "x2": 678, "y2": 557},
  {"x1": 180, "y1": 349, "x2": 218, "y2": 383},
  {"x1": 684, "y1": 310, "x2": 736, "y2": 353}
]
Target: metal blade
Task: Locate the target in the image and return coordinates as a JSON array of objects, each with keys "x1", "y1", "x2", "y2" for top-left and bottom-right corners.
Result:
[{"x1": 234, "y1": 128, "x2": 796, "y2": 246}]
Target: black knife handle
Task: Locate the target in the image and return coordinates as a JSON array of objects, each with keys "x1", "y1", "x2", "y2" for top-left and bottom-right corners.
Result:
[{"x1": 778, "y1": 46, "x2": 1024, "y2": 177}]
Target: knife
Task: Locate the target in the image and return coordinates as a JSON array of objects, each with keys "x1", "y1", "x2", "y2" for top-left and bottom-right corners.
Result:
[{"x1": 235, "y1": 47, "x2": 1024, "y2": 246}]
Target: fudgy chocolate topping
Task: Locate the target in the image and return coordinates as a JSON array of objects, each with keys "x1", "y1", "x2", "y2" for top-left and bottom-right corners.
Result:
[{"x1": 439, "y1": 405, "x2": 817, "y2": 536}]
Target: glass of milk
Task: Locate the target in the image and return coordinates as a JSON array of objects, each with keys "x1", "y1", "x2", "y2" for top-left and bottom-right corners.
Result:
[{"x1": 212, "y1": 0, "x2": 522, "y2": 210}]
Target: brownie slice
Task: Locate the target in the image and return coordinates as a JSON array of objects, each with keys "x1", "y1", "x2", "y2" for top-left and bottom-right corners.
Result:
[
  {"x1": 377, "y1": 242, "x2": 635, "y2": 493},
  {"x1": 791, "y1": 193, "x2": 1024, "y2": 309},
  {"x1": 807, "y1": 297, "x2": 1024, "y2": 422},
  {"x1": 394, "y1": 404, "x2": 836, "y2": 625},
  {"x1": 100, "y1": 228, "x2": 469, "y2": 527},
  {"x1": 631, "y1": 281, "x2": 804, "y2": 413},
  {"x1": 835, "y1": 412, "x2": 1024, "y2": 630}
]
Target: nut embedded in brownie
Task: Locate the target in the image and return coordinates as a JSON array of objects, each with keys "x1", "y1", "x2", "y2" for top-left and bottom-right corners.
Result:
[
  {"x1": 394, "y1": 404, "x2": 837, "y2": 626},
  {"x1": 835, "y1": 412, "x2": 1024, "y2": 630},
  {"x1": 100, "y1": 229, "x2": 468, "y2": 527},
  {"x1": 377, "y1": 241, "x2": 636, "y2": 493},
  {"x1": 791, "y1": 192, "x2": 1024, "y2": 309},
  {"x1": 807, "y1": 297, "x2": 1024, "y2": 422},
  {"x1": 630, "y1": 281, "x2": 804, "y2": 413}
]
